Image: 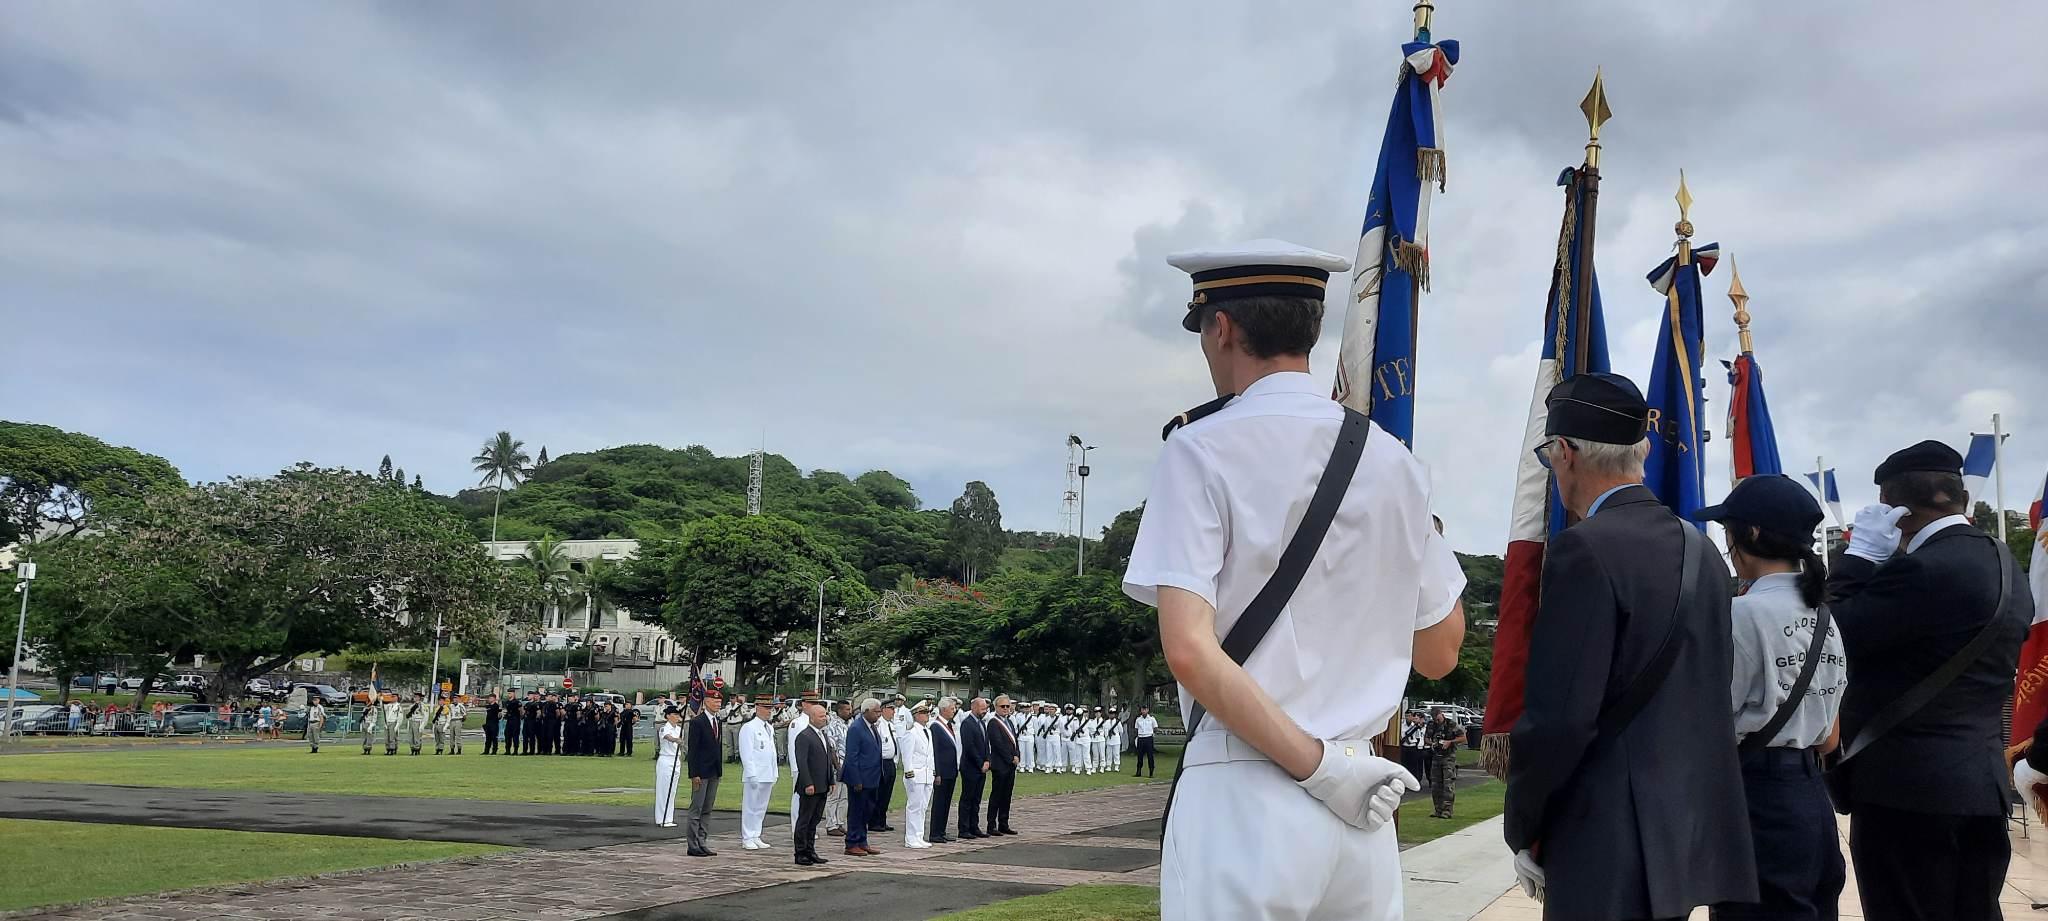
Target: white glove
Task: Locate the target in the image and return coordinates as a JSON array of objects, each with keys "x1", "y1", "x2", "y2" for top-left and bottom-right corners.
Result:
[
  {"x1": 1295, "y1": 739, "x2": 1418, "y2": 832},
  {"x1": 1513, "y1": 849, "x2": 1546, "y2": 903},
  {"x1": 2017, "y1": 759, "x2": 2048, "y2": 822},
  {"x1": 1846, "y1": 504, "x2": 1909, "y2": 563}
]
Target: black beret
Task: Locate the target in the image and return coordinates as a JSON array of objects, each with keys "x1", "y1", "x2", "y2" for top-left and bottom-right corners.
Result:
[
  {"x1": 1544, "y1": 372, "x2": 1649, "y2": 445},
  {"x1": 1874, "y1": 440, "x2": 1963, "y2": 485}
]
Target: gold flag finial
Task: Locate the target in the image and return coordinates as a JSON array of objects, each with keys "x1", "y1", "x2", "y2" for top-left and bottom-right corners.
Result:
[
  {"x1": 1728, "y1": 255, "x2": 1754, "y2": 355},
  {"x1": 1580, "y1": 68, "x2": 1611, "y2": 168},
  {"x1": 1413, "y1": 0, "x2": 1435, "y2": 38},
  {"x1": 1674, "y1": 169, "x2": 1695, "y2": 239}
]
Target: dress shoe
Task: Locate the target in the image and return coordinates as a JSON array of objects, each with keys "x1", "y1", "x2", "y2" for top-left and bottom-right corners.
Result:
[
  {"x1": 862, "y1": 846, "x2": 883, "y2": 855},
  {"x1": 827, "y1": 827, "x2": 845, "y2": 837},
  {"x1": 688, "y1": 848, "x2": 713, "y2": 858},
  {"x1": 929, "y1": 836, "x2": 953, "y2": 844},
  {"x1": 997, "y1": 828, "x2": 1018, "y2": 836},
  {"x1": 961, "y1": 831, "x2": 984, "y2": 839},
  {"x1": 845, "y1": 847, "x2": 868, "y2": 857},
  {"x1": 872, "y1": 824, "x2": 893, "y2": 832},
  {"x1": 809, "y1": 854, "x2": 829, "y2": 865},
  {"x1": 907, "y1": 842, "x2": 931, "y2": 849},
  {"x1": 796, "y1": 855, "x2": 815, "y2": 866}
]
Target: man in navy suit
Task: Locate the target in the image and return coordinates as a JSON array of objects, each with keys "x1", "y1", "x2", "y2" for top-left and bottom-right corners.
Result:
[
  {"x1": 985, "y1": 695, "x2": 1022, "y2": 835},
  {"x1": 839, "y1": 697, "x2": 885, "y2": 856},
  {"x1": 957, "y1": 697, "x2": 992, "y2": 838},
  {"x1": 928, "y1": 697, "x2": 964, "y2": 844}
]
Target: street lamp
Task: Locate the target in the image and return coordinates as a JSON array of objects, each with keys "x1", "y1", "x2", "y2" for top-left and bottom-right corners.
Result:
[
  {"x1": 1077, "y1": 445, "x2": 1096, "y2": 576},
  {"x1": 5, "y1": 560, "x2": 37, "y2": 746},
  {"x1": 815, "y1": 576, "x2": 834, "y2": 699}
]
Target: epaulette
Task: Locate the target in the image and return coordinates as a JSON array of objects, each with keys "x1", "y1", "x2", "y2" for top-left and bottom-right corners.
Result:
[{"x1": 1161, "y1": 394, "x2": 1236, "y2": 441}]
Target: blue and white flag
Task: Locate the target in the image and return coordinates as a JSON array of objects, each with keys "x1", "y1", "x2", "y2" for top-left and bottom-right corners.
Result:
[
  {"x1": 1964, "y1": 432, "x2": 2004, "y2": 502},
  {"x1": 1644, "y1": 241, "x2": 1720, "y2": 527},
  {"x1": 1333, "y1": 33, "x2": 1458, "y2": 448},
  {"x1": 1805, "y1": 468, "x2": 1844, "y2": 527}
]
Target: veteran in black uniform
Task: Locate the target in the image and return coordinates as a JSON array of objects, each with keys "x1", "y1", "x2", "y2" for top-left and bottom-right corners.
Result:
[
  {"x1": 1828, "y1": 440, "x2": 2030, "y2": 921},
  {"x1": 1503, "y1": 372, "x2": 1756, "y2": 920}
]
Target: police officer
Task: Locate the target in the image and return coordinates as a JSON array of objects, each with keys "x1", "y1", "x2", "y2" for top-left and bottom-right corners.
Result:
[
  {"x1": 482, "y1": 694, "x2": 502, "y2": 755},
  {"x1": 1124, "y1": 239, "x2": 1465, "y2": 921},
  {"x1": 1830, "y1": 441, "x2": 2030, "y2": 921},
  {"x1": 1503, "y1": 372, "x2": 1756, "y2": 918}
]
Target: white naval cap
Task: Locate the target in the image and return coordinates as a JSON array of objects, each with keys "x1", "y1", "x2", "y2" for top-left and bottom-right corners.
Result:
[{"x1": 1166, "y1": 239, "x2": 1351, "y2": 333}]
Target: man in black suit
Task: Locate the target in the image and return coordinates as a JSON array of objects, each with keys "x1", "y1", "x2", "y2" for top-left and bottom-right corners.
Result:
[
  {"x1": 685, "y1": 690, "x2": 725, "y2": 857},
  {"x1": 792, "y1": 701, "x2": 834, "y2": 867},
  {"x1": 985, "y1": 694, "x2": 1022, "y2": 835},
  {"x1": 1829, "y1": 440, "x2": 2030, "y2": 921},
  {"x1": 928, "y1": 697, "x2": 963, "y2": 844},
  {"x1": 1504, "y1": 373, "x2": 1756, "y2": 920},
  {"x1": 957, "y1": 697, "x2": 991, "y2": 838}
]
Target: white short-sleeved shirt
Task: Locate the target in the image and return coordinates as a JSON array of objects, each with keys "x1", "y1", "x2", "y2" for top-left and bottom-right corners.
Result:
[
  {"x1": 1122, "y1": 371, "x2": 1466, "y2": 742},
  {"x1": 1729, "y1": 572, "x2": 1847, "y2": 748}
]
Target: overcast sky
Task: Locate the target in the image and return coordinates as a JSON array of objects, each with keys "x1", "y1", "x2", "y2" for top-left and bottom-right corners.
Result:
[{"x1": 3, "y1": 3, "x2": 2044, "y2": 553}]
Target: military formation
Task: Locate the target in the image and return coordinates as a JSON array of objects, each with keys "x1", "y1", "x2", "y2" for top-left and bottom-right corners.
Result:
[
  {"x1": 349, "y1": 693, "x2": 472, "y2": 756},
  {"x1": 333, "y1": 690, "x2": 639, "y2": 757}
]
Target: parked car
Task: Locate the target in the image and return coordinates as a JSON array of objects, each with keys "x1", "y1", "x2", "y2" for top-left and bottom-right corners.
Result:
[
  {"x1": 159, "y1": 703, "x2": 219, "y2": 734},
  {"x1": 12, "y1": 707, "x2": 77, "y2": 735},
  {"x1": 1, "y1": 705, "x2": 61, "y2": 736},
  {"x1": 71, "y1": 674, "x2": 120, "y2": 693},
  {"x1": 245, "y1": 678, "x2": 276, "y2": 698},
  {"x1": 288, "y1": 683, "x2": 349, "y2": 707}
]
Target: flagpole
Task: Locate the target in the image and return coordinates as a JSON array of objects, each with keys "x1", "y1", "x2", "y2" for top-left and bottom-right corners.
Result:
[
  {"x1": 1994, "y1": 413, "x2": 2008, "y2": 541},
  {"x1": 1572, "y1": 70, "x2": 1610, "y2": 374}
]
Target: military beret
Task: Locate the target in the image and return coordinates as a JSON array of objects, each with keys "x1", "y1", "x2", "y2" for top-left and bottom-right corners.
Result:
[
  {"x1": 1874, "y1": 440, "x2": 1963, "y2": 485},
  {"x1": 1545, "y1": 372, "x2": 1649, "y2": 445}
]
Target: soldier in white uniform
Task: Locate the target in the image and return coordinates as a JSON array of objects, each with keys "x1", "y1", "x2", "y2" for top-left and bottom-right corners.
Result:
[
  {"x1": 654, "y1": 707, "x2": 685, "y2": 827},
  {"x1": 1089, "y1": 707, "x2": 1109, "y2": 773},
  {"x1": 900, "y1": 701, "x2": 937, "y2": 848},
  {"x1": 1123, "y1": 240, "x2": 1466, "y2": 921},
  {"x1": 1064, "y1": 705, "x2": 1088, "y2": 774},
  {"x1": 1015, "y1": 702, "x2": 1036, "y2": 773},
  {"x1": 1032, "y1": 703, "x2": 1053, "y2": 772},
  {"x1": 738, "y1": 698, "x2": 778, "y2": 850},
  {"x1": 1106, "y1": 707, "x2": 1124, "y2": 773},
  {"x1": 1035, "y1": 704, "x2": 1059, "y2": 773}
]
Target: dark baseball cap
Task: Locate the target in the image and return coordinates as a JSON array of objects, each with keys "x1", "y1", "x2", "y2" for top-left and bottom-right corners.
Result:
[{"x1": 1693, "y1": 474, "x2": 1824, "y2": 542}]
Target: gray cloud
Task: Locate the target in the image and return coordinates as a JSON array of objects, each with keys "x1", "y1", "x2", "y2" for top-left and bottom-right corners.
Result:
[{"x1": 2, "y1": 2, "x2": 2044, "y2": 552}]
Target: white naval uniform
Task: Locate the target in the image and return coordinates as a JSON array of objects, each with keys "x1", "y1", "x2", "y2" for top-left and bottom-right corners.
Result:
[
  {"x1": 899, "y1": 720, "x2": 936, "y2": 848},
  {"x1": 1106, "y1": 717, "x2": 1123, "y2": 771},
  {"x1": 1039, "y1": 714, "x2": 1062, "y2": 772},
  {"x1": 1015, "y1": 712, "x2": 1036, "y2": 772},
  {"x1": 738, "y1": 716, "x2": 778, "y2": 846},
  {"x1": 1122, "y1": 370, "x2": 1466, "y2": 921},
  {"x1": 1064, "y1": 716, "x2": 1087, "y2": 774},
  {"x1": 1086, "y1": 718, "x2": 1105, "y2": 773},
  {"x1": 655, "y1": 722, "x2": 684, "y2": 826},
  {"x1": 787, "y1": 712, "x2": 804, "y2": 820},
  {"x1": 1031, "y1": 712, "x2": 1051, "y2": 771}
]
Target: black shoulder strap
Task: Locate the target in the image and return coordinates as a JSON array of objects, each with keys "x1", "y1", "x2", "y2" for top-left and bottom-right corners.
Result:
[
  {"x1": 1594, "y1": 520, "x2": 1703, "y2": 739},
  {"x1": 1739, "y1": 602, "x2": 1833, "y2": 755},
  {"x1": 1185, "y1": 408, "x2": 1372, "y2": 737},
  {"x1": 1836, "y1": 543, "x2": 2016, "y2": 765}
]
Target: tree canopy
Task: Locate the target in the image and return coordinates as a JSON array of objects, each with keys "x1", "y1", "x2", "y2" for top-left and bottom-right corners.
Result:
[{"x1": 0, "y1": 421, "x2": 183, "y2": 546}]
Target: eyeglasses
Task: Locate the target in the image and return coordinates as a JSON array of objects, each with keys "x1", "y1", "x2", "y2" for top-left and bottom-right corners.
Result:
[{"x1": 1533, "y1": 437, "x2": 1576, "y2": 470}]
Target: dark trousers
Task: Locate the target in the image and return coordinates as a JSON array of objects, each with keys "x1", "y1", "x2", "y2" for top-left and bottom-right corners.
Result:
[
  {"x1": 845, "y1": 785, "x2": 873, "y2": 848},
  {"x1": 1399, "y1": 744, "x2": 1425, "y2": 780},
  {"x1": 1848, "y1": 803, "x2": 2008, "y2": 921},
  {"x1": 876, "y1": 759, "x2": 896, "y2": 826},
  {"x1": 795, "y1": 790, "x2": 826, "y2": 858},
  {"x1": 988, "y1": 767, "x2": 1015, "y2": 831},
  {"x1": 1711, "y1": 748, "x2": 1844, "y2": 921},
  {"x1": 930, "y1": 773, "x2": 957, "y2": 839},
  {"x1": 482, "y1": 722, "x2": 499, "y2": 754},
  {"x1": 958, "y1": 770, "x2": 986, "y2": 834},
  {"x1": 619, "y1": 729, "x2": 633, "y2": 756},
  {"x1": 1135, "y1": 737, "x2": 1157, "y2": 776},
  {"x1": 522, "y1": 726, "x2": 535, "y2": 754}
]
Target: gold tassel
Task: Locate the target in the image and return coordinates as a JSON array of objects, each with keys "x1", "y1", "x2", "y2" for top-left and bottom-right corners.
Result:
[
  {"x1": 1481, "y1": 732, "x2": 1512, "y2": 781},
  {"x1": 1417, "y1": 147, "x2": 1446, "y2": 192},
  {"x1": 1393, "y1": 239, "x2": 1430, "y2": 292}
]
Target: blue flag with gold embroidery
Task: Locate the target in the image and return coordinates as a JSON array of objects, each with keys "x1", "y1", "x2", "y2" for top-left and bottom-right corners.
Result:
[{"x1": 1644, "y1": 241, "x2": 1719, "y2": 526}]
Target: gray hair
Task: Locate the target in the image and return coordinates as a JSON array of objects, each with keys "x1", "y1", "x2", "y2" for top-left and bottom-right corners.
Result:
[
  {"x1": 859, "y1": 697, "x2": 881, "y2": 712},
  {"x1": 993, "y1": 694, "x2": 1012, "y2": 706},
  {"x1": 1560, "y1": 437, "x2": 1649, "y2": 478},
  {"x1": 937, "y1": 696, "x2": 960, "y2": 712}
]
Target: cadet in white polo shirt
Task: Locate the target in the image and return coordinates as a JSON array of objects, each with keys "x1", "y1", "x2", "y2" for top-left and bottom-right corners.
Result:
[{"x1": 1123, "y1": 239, "x2": 1466, "y2": 921}]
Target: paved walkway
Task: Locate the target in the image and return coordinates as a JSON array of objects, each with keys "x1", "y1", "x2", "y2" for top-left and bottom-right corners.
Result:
[{"x1": 13, "y1": 783, "x2": 1170, "y2": 920}]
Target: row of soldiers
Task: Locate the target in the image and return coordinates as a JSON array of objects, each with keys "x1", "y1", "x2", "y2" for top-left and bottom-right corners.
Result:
[
  {"x1": 319, "y1": 694, "x2": 468, "y2": 756},
  {"x1": 1012, "y1": 702, "x2": 1125, "y2": 775},
  {"x1": 480, "y1": 692, "x2": 641, "y2": 757}
]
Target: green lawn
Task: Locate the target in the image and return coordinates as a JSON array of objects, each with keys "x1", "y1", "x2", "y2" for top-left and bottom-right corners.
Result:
[
  {"x1": 1396, "y1": 777, "x2": 1505, "y2": 849},
  {"x1": 0, "y1": 818, "x2": 505, "y2": 913},
  {"x1": 0, "y1": 743, "x2": 1179, "y2": 814},
  {"x1": 936, "y1": 885, "x2": 1159, "y2": 921}
]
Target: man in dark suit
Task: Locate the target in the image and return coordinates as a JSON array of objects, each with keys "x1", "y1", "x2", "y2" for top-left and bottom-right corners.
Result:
[
  {"x1": 685, "y1": 690, "x2": 724, "y2": 857},
  {"x1": 985, "y1": 695, "x2": 1022, "y2": 835},
  {"x1": 1829, "y1": 440, "x2": 2030, "y2": 921},
  {"x1": 792, "y1": 702, "x2": 834, "y2": 867},
  {"x1": 1504, "y1": 373, "x2": 1757, "y2": 920},
  {"x1": 839, "y1": 698, "x2": 884, "y2": 856},
  {"x1": 957, "y1": 697, "x2": 991, "y2": 838},
  {"x1": 929, "y1": 697, "x2": 963, "y2": 844}
]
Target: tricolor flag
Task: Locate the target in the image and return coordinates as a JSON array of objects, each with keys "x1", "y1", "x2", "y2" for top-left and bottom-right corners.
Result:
[
  {"x1": 1725, "y1": 353, "x2": 1782, "y2": 480},
  {"x1": 1332, "y1": 27, "x2": 1457, "y2": 447},
  {"x1": 1481, "y1": 164, "x2": 1611, "y2": 776},
  {"x1": 1805, "y1": 468, "x2": 1845, "y2": 528},
  {"x1": 2005, "y1": 465, "x2": 2048, "y2": 751},
  {"x1": 1963, "y1": 432, "x2": 2002, "y2": 503},
  {"x1": 1643, "y1": 239, "x2": 1719, "y2": 525}
]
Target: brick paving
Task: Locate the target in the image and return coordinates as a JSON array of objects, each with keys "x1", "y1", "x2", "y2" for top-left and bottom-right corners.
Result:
[{"x1": 12, "y1": 783, "x2": 1169, "y2": 921}]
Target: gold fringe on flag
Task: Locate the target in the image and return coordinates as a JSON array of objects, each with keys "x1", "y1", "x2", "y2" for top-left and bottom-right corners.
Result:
[
  {"x1": 1481, "y1": 731, "x2": 1512, "y2": 781},
  {"x1": 1417, "y1": 147, "x2": 1446, "y2": 192},
  {"x1": 1393, "y1": 238, "x2": 1430, "y2": 292}
]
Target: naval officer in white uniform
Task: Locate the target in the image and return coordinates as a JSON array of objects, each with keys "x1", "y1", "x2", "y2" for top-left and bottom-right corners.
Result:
[{"x1": 1123, "y1": 240, "x2": 1466, "y2": 921}]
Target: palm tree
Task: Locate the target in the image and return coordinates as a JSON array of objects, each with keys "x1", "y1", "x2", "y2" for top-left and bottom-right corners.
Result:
[
  {"x1": 471, "y1": 431, "x2": 532, "y2": 548},
  {"x1": 525, "y1": 535, "x2": 577, "y2": 629}
]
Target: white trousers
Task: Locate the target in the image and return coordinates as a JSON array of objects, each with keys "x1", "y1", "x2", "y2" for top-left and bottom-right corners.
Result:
[
  {"x1": 1089, "y1": 739, "x2": 1103, "y2": 771},
  {"x1": 741, "y1": 780, "x2": 774, "y2": 842},
  {"x1": 903, "y1": 779, "x2": 933, "y2": 847},
  {"x1": 826, "y1": 778, "x2": 847, "y2": 828},
  {"x1": 1041, "y1": 736, "x2": 1062, "y2": 770},
  {"x1": 1109, "y1": 739, "x2": 1121, "y2": 770},
  {"x1": 654, "y1": 757, "x2": 683, "y2": 826},
  {"x1": 1018, "y1": 735, "x2": 1035, "y2": 771},
  {"x1": 1068, "y1": 738, "x2": 1087, "y2": 772},
  {"x1": 1163, "y1": 733, "x2": 1400, "y2": 921}
]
